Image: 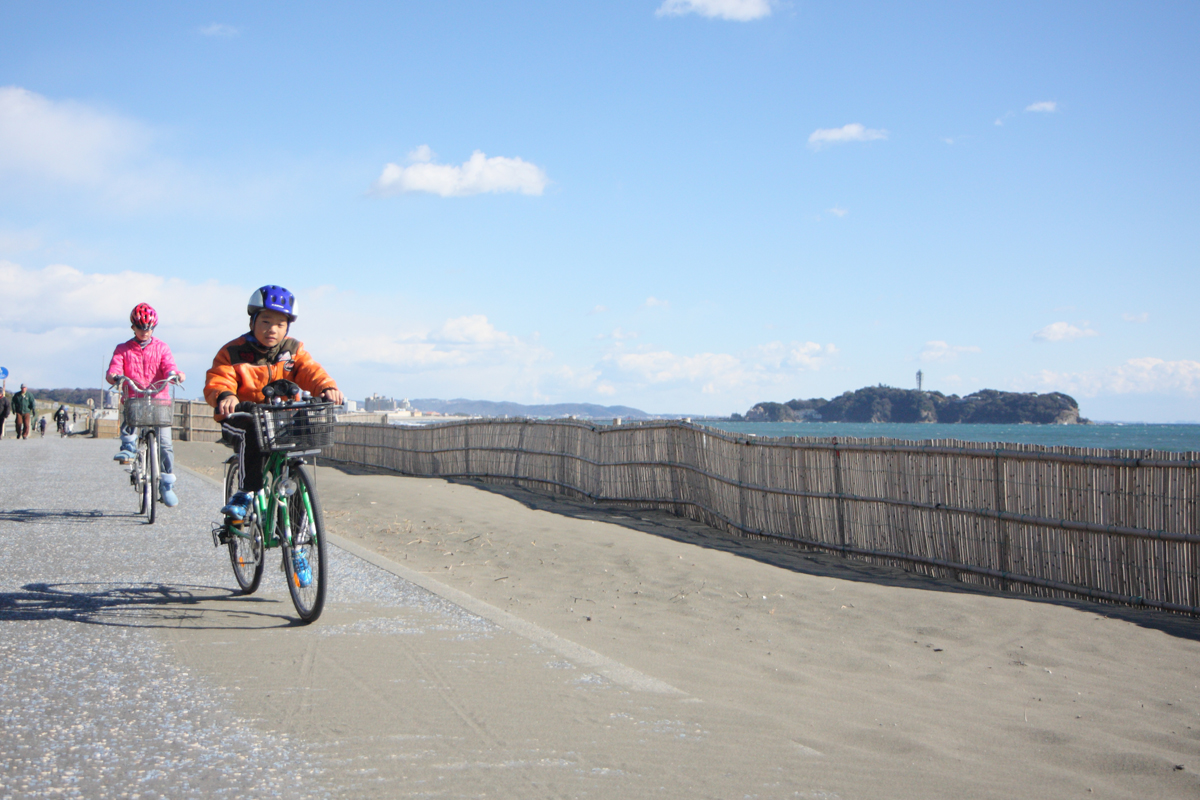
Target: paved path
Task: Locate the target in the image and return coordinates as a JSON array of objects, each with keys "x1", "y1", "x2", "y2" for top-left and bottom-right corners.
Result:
[{"x1": 1, "y1": 438, "x2": 833, "y2": 799}]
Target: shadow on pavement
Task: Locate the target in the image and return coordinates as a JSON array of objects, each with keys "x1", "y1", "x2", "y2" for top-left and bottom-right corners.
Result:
[
  {"x1": 0, "y1": 508, "x2": 144, "y2": 523},
  {"x1": 0, "y1": 582, "x2": 301, "y2": 629}
]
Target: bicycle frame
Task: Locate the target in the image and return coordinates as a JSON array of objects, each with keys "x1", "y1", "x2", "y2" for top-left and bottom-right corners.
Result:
[{"x1": 226, "y1": 451, "x2": 316, "y2": 551}]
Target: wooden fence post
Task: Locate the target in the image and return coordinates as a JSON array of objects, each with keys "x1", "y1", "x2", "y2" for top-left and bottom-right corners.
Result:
[
  {"x1": 994, "y1": 451, "x2": 1011, "y2": 590},
  {"x1": 832, "y1": 440, "x2": 847, "y2": 549}
]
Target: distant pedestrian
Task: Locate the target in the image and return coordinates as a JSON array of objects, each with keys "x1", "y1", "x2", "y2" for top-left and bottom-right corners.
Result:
[
  {"x1": 11, "y1": 384, "x2": 35, "y2": 440},
  {"x1": 0, "y1": 388, "x2": 10, "y2": 439},
  {"x1": 37, "y1": 416, "x2": 47, "y2": 437}
]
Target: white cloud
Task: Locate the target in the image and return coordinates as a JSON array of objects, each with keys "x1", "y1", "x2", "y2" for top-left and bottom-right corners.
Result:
[
  {"x1": 589, "y1": 305, "x2": 608, "y2": 314},
  {"x1": 1, "y1": 260, "x2": 859, "y2": 411},
  {"x1": 596, "y1": 328, "x2": 639, "y2": 341},
  {"x1": 644, "y1": 296, "x2": 670, "y2": 308},
  {"x1": 919, "y1": 340, "x2": 981, "y2": 362},
  {"x1": 1025, "y1": 101, "x2": 1058, "y2": 113},
  {"x1": 1032, "y1": 321, "x2": 1099, "y2": 342},
  {"x1": 0, "y1": 86, "x2": 275, "y2": 213},
  {"x1": 371, "y1": 146, "x2": 549, "y2": 197},
  {"x1": 199, "y1": 23, "x2": 239, "y2": 37},
  {"x1": 1122, "y1": 312, "x2": 1149, "y2": 323},
  {"x1": 0, "y1": 86, "x2": 152, "y2": 185},
  {"x1": 655, "y1": 0, "x2": 773, "y2": 21},
  {"x1": 807, "y1": 123, "x2": 888, "y2": 150},
  {"x1": 828, "y1": 206, "x2": 848, "y2": 218},
  {"x1": 0, "y1": 260, "x2": 246, "y2": 390},
  {"x1": 605, "y1": 341, "x2": 837, "y2": 394},
  {"x1": 1024, "y1": 358, "x2": 1200, "y2": 398}
]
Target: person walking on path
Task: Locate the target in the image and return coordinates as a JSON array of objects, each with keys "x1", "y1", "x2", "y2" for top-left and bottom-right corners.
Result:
[
  {"x1": 0, "y1": 388, "x2": 10, "y2": 439},
  {"x1": 11, "y1": 384, "x2": 35, "y2": 439},
  {"x1": 37, "y1": 416, "x2": 47, "y2": 437}
]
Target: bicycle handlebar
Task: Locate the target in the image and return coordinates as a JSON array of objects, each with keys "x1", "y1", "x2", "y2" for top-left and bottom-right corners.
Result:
[{"x1": 112, "y1": 373, "x2": 183, "y2": 395}]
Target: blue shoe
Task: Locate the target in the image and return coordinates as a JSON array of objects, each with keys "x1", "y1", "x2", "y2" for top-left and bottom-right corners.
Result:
[
  {"x1": 113, "y1": 448, "x2": 134, "y2": 463},
  {"x1": 160, "y1": 474, "x2": 178, "y2": 507},
  {"x1": 221, "y1": 491, "x2": 253, "y2": 520},
  {"x1": 292, "y1": 549, "x2": 312, "y2": 588}
]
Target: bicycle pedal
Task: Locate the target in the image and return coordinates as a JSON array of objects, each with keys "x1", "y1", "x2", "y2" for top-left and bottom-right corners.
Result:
[{"x1": 211, "y1": 523, "x2": 233, "y2": 547}]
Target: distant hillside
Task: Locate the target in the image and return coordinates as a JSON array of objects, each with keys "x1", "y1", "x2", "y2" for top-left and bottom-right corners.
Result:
[
  {"x1": 410, "y1": 398, "x2": 653, "y2": 420},
  {"x1": 740, "y1": 387, "x2": 1085, "y2": 425},
  {"x1": 24, "y1": 388, "x2": 107, "y2": 406}
]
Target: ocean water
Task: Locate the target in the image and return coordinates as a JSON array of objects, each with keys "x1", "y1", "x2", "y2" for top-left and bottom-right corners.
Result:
[{"x1": 696, "y1": 421, "x2": 1200, "y2": 454}]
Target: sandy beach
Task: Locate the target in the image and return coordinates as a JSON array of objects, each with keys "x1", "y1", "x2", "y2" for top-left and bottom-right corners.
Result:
[{"x1": 175, "y1": 440, "x2": 1200, "y2": 798}]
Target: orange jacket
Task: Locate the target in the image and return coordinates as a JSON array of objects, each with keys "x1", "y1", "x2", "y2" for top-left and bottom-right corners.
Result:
[{"x1": 204, "y1": 335, "x2": 337, "y2": 420}]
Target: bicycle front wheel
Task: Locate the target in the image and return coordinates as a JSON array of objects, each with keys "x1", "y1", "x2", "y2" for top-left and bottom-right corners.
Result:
[
  {"x1": 225, "y1": 459, "x2": 263, "y2": 593},
  {"x1": 146, "y1": 430, "x2": 159, "y2": 524},
  {"x1": 281, "y1": 464, "x2": 327, "y2": 623},
  {"x1": 136, "y1": 435, "x2": 151, "y2": 516}
]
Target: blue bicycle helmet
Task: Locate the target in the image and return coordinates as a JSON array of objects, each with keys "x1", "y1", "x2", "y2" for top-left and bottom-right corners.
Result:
[{"x1": 247, "y1": 285, "x2": 298, "y2": 323}]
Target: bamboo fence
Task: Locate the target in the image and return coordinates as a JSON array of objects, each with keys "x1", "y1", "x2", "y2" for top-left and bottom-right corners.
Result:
[
  {"x1": 329, "y1": 418, "x2": 1200, "y2": 614},
  {"x1": 172, "y1": 400, "x2": 224, "y2": 442}
]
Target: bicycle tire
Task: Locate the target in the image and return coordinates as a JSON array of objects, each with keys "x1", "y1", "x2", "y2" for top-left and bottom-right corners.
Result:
[
  {"x1": 225, "y1": 459, "x2": 263, "y2": 593},
  {"x1": 146, "y1": 430, "x2": 159, "y2": 524},
  {"x1": 136, "y1": 436, "x2": 150, "y2": 516},
  {"x1": 281, "y1": 464, "x2": 327, "y2": 623}
]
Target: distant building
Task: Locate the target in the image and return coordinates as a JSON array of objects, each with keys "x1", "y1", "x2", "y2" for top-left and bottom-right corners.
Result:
[
  {"x1": 342, "y1": 399, "x2": 358, "y2": 413},
  {"x1": 364, "y1": 393, "x2": 398, "y2": 412}
]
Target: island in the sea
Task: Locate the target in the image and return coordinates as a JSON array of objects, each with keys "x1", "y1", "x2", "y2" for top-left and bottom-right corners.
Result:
[{"x1": 736, "y1": 387, "x2": 1085, "y2": 425}]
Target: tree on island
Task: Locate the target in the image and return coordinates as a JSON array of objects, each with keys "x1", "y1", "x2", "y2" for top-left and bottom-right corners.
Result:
[{"x1": 743, "y1": 386, "x2": 1084, "y2": 425}]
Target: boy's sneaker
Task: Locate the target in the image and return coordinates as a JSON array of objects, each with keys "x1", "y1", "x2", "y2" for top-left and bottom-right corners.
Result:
[
  {"x1": 292, "y1": 549, "x2": 313, "y2": 588},
  {"x1": 221, "y1": 491, "x2": 253, "y2": 520}
]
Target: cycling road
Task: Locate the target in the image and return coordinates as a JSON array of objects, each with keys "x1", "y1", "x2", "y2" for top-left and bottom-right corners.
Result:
[{"x1": 1, "y1": 437, "x2": 850, "y2": 799}]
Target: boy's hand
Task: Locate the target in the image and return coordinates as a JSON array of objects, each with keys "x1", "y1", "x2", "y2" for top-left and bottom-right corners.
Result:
[
  {"x1": 322, "y1": 388, "x2": 345, "y2": 405},
  {"x1": 218, "y1": 395, "x2": 239, "y2": 416}
]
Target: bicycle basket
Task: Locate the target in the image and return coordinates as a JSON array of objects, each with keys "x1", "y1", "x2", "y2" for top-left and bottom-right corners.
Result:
[
  {"x1": 123, "y1": 397, "x2": 173, "y2": 427},
  {"x1": 253, "y1": 402, "x2": 337, "y2": 452}
]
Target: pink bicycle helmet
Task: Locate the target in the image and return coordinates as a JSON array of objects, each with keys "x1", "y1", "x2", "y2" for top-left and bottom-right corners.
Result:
[{"x1": 130, "y1": 303, "x2": 158, "y2": 331}]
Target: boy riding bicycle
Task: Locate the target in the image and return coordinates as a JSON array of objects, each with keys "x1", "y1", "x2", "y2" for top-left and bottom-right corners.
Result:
[
  {"x1": 107, "y1": 303, "x2": 186, "y2": 506},
  {"x1": 204, "y1": 285, "x2": 344, "y2": 520}
]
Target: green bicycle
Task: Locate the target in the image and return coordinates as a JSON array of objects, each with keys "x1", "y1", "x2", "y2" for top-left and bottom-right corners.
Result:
[{"x1": 212, "y1": 382, "x2": 336, "y2": 623}]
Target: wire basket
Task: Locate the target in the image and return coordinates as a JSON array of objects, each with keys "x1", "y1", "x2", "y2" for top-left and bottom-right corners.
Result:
[
  {"x1": 122, "y1": 397, "x2": 173, "y2": 427},
  {"x1": 252, "y1": 402, "x2": 337, "y2": 452}
]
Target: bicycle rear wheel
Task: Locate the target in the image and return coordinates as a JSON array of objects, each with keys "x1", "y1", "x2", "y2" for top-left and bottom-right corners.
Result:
[
  {"x1": 146, "y1": 430, "x2": 159, "y2": 524},
  {"x1": 281, "y1": 464, "x2": 327, "y2": 623},
  {"x1": 225, "y1": 458, "x2": 263, "y2": 593}
]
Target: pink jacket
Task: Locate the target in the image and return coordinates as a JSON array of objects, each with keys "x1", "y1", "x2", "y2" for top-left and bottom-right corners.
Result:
[{"x1": 107, "y1": 338, "x2": 179, "y2": 399}]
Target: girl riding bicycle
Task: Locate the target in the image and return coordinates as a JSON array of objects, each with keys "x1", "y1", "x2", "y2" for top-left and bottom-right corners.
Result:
[
  {"x1": 204, "y1": 285, "x2": 344, "y2": 519},
  {"x1": 107, "y1": 303, "x2": 186, "y2": 507}
]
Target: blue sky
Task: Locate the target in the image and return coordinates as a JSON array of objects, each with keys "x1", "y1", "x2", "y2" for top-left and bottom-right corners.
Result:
[{"x1": 1, "y1": 1, "x2": 1197, "y2": 420}]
